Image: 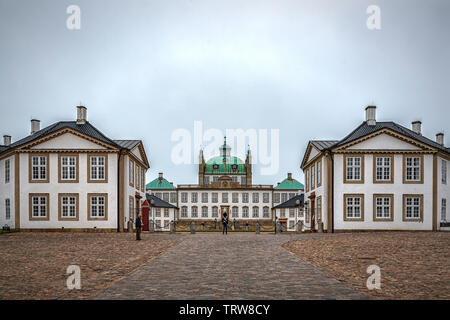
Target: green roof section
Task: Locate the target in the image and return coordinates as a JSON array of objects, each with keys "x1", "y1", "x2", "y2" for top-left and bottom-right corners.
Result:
[
  {"x1": 274, "y1": 177, "x2": 304, "y2": 190},
  {"x1": 204, "y1": 155, "x2": 246, "y2": 174},
  {"x1": 146, "y1": 176, "x2": 176, "y2": 190}
]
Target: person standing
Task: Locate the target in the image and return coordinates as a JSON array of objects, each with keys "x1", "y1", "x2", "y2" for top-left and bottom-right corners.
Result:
[
  {"x1": 222, "y1": 213, "x2": 228, "y2": 235},
  {"x1": 136, "y1": 213, "x2": 142, "y2": 240}
]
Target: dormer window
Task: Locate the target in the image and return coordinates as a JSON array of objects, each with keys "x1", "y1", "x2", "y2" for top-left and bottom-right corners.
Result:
[
  {"x1": 231, "y1": 164, "x2": 238, "y2": 171},
  {"x1": 213, "y1": 164, "x2": 219, "y2": 170}
]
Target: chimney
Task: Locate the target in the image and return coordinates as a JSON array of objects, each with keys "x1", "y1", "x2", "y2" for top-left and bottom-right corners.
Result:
[
  {"x1": 31, "y1": 119, "x2": 40, "y2": 135},
  {"x1": 158, "y1": 172, "x2": 163, "y2": 180},
  {"x1": 76, "y1": 106, "x2": 87, "y2": 124},
  {"x1": 3, "y1": 135, "x2": 11, "y2": 146},
  {"x1": 436, "y1": 133, "x2": 444, "y2": 146},
  {"x1": 365, "y1": 106, "x2": 376, "y2": 126},
  {"x1": 411, "y1": 121, "x2": 422, "y2": 135},
  {"x1": 287, "y1": 173, "x2": 292, "y2": 180}
]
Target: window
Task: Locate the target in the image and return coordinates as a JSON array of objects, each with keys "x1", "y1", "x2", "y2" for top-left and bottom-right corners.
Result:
[
  {"x1": 263, "y1": 207, "x2": 269, "y2": 218},
  {"x1": 280, "y1": 209, "x2": 285, "y2": 218},
  {"x1": 212, "y1": 193, "x2": 218, "y2": 203},
  {"x1": 129, "y1": 197, "x2": 134, "y2": 220},
  {"x1": 129, "y1": 160, "x2": 134, "y2": 186},
  {"x1": 155, "y1": 208, "x2": 161, "y2": 217},
  {"x1": 403, "y1": 195, "x2": 423, "y2": 221},
  {"x1": 181, "y1": 207, "x2": 187, "y2": 217},
  {"x1": 232, "y1": 193, "x2": 239, "y2": 203},
  {"x1": 311, "y1": 165, "x2": 315, "y2": 189},
  {"x1": 242, "y1": 193, "x2": 249, "y2": 203},
  {"x1": 289, "y1": 208, "x2": 295, "y2": 218},
  {"x1": 191, "y1": 206, "x2": 198, "y2": 218},
  {"x1": 59, "y1": 194, "x2": 78, "y2": 220},
  {"x1": 403, "y1": 155, "x2": 423, "y2": 183},
  {"x1": 252, "y1": 193, "x2": 259, "y2": 203},
  {"x1": 88, "y1": 194, "x2": 107, "y2": 220},
  {"x1": 281, "y1": 193, "x2": 287, "y2": 203},
  {"x1": 202, "y1": 207, "x2": 208, "y2": 218},
  {"x1": 155, "y1": 192, "x2": 162, "y2": 199},
  {"x1": 242, "y1": 207, "x2": 249, "y2": 218},
  {"x1": 289, "y1": 193, "x2": 296, "y2": 200},
  {"x1": 263, "y1": 193, "x2": 270, "y2": 203},
  {"x1": 317, "y1": 197, "x2": 322, "y2": 221},
  {"x1": 222, "y1": 193, "x2": 228, "y2": 203},
  {"x1": 204, "y1": 176, "x2": 210, "y2": 185},
  {"x1": 344, "y1": 194, "x2": 364, "y2": 221},
  {"x1": 191, "y1": 192, "x2": 198, "y2": 203},
  {"x1": 232, "y1": 207, "x2": 238, "y2": 218},
  {"x1": 30, "y1": 155, "x2": 48, "y2": 182},
  {"x1": 232, "y1": 176, "x2": 237, "y2": 183},
  {"x1": 164, "y1": 208, "x2": 169, "y2": 217},
  {"x1": 274, "y1": 193, "x2": 280, "y2": 203},
  {"x1": 5, "y1": 159, "x2": 10, "y2": 183},
  {"x1": 373, "y1": 194, "x2": 393, "y2": 221},
  {"x1": 374, "y1": 156, "x2": 392, "y2": 183},
  {"x1": 289, "y1": 221, "x2": 295, "y2": 229},
  {"x1": 201, "y1": 192, "x2": 208, "y2": 203},
  {"x1": 241, "y1": 176, "x2": 246, "y2": 185},
  {"x1": 60, "y1": 155, "x2": 77, "y2": 181},
  {"x1": 135, "y1": 165, "x2": 140, "y2": 190},
  {"x1": 298, "y1": 207, "x2": 304, "y2": 218},
  {"x1": 155, "y1": 220, "x2": 161, "y2": 229},
  {"x1": 89, "y1": 155, "x2": 106, "y2": 182},
  {"x1": 181, "y1": 192, "x2": 188, "y2": 203},
  {"x1": 5, "y1": 199, "x2": 10, "y2": 220},
  {"x1": 317, "y1": 160, "x2": 322, "y2": 186},
  {"x1": 30, "y1": 194, "x2": 49, "y2": 220},
  {"x1": 164, "y1": 220, "x2": 169, "y2": 229},
  {"x1": 253, "y1": 207, "x2": 259, "y2": 218},
  {"x1": 170, "y1": 192, "x2": 177, "y2": 203},
  {"x1": 344, "y1": 155, "x2": 363, "y2": 182},
  {"x1": 212, "y1": 207, "x2": 218, "y2": 217},
  {"x1": 442, "y1": 160, "x2": 447, "y2": 184},
  {"x1": 163, "y1": 193, "x2": 169, "y2": 202},
  {"x1": 442, "y1": 198, "x2": 447, "y2": 221}
]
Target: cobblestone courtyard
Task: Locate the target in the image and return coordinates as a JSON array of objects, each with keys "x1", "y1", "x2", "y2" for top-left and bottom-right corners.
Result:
[{"x1": 1, "y1": 231, "x2": 448, "y2": 300}]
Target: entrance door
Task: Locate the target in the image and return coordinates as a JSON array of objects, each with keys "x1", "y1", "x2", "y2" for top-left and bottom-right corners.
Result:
[
  {"x1": 310, "y1": 198, "x2": 315, "y2": 231},
  {"x1": 142, "y1": 200, "x2": 149, "y2": 231}
]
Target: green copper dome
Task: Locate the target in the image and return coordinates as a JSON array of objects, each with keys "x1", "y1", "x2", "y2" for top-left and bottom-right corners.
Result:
[
  {"x1": 274, "y1": 178, "x2": 304, "y2": 190},
  {"x1": 204, "y1": 155, "x2": 246, "y2": 174},
  {"x1": 146, "y1": 177, "x2": 176, "y2": 190}
]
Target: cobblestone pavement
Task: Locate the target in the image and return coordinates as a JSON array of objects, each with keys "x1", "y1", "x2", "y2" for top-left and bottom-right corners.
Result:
[
  {"x1": 283, "y1": 232, "x2": 450, "y2": 300},
  {"x1": 96, "y1": 233, "x2": 364, "y2": 300},
  {"x1": 0, "y1": 232, "x2": 178, "y2": 300}
]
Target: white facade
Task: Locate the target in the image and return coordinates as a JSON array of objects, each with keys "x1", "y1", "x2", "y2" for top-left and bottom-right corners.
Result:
[
  {"x1": 301, "y1": 106, "x2": 450, "y2": 232},
  {"x1": 0, "y1": 155, "x2": 15, "y2": 229}
]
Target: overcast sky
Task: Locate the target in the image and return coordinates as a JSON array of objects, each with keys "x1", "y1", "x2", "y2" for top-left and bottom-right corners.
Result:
[{"x1": 0, "y1": 0, "x2": 449, "y2": 185}]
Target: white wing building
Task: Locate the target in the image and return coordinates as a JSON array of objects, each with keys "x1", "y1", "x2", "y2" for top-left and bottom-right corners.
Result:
[
  {"x1": 0, "y1": 106, "x2": 149, "y2": 231},
  {"x1": 301, "y1": 106, "x2": 449, "y2": 232}
]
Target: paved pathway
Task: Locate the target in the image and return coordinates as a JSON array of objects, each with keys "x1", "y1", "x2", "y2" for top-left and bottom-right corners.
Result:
[{"x1": 96, "y1": 233, "x2": 364, "y2": 299}]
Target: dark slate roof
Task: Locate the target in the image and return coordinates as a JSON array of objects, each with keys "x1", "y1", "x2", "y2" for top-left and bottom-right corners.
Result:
[
  {"x1": 0, "y1": 146, "x2": 8, "y2": 153},
  {"x1": 146, "y1": 194, "x2": 178, "y2": 209},
  {"x1": 113, "y1": 140, "x2": 141, "y2": 150},
  {"x1": 5, "y1": 121, "x2": 120, "y2": 151},
  {"x1": 272, "y1": 194, "x2": 304, "y2": 209},
  {"x1": 310, "y1": 140, "x2": 339, "y2": 151},
  {"x1": 334, "y1": 121, "x2": 449, "y2": 154}
]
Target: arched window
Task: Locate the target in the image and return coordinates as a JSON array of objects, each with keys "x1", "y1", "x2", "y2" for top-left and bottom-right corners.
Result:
[
  {"x1": 212, "y1": 206, "x2": 218, "y2": 217},
  {"x1": 202, "y1": 206, "x2": 208, "y2": 218},
  {"x1": 232, "y1": 206, "x2": 239, "y2": 218},
  {"x1": 191, "y1": 206, "x2": 198, "y2": 218},
  {"x1": 252, "y1": 207, "x2": 259, "y2": 218},
  {"x1": 242, "y1": 206, "x2": 249, "y2": 218},
  {"x1": 263, "y1": 207, "x2": 270, "y2": 218},
  {"x1": 181, "y1": 206, "x2": 187, "y2": 217}
]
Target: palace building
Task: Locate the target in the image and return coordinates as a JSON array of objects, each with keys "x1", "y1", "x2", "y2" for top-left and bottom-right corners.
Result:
[
  {"x1": 146, "y1": 139, "x2": 304, "y2": 230},
  {"x1": 0, "y1": 106, "x2": 150, "y2": 231},
  {"x1": 301, "y1": 105, "x2": 450, "y2": 232}
]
